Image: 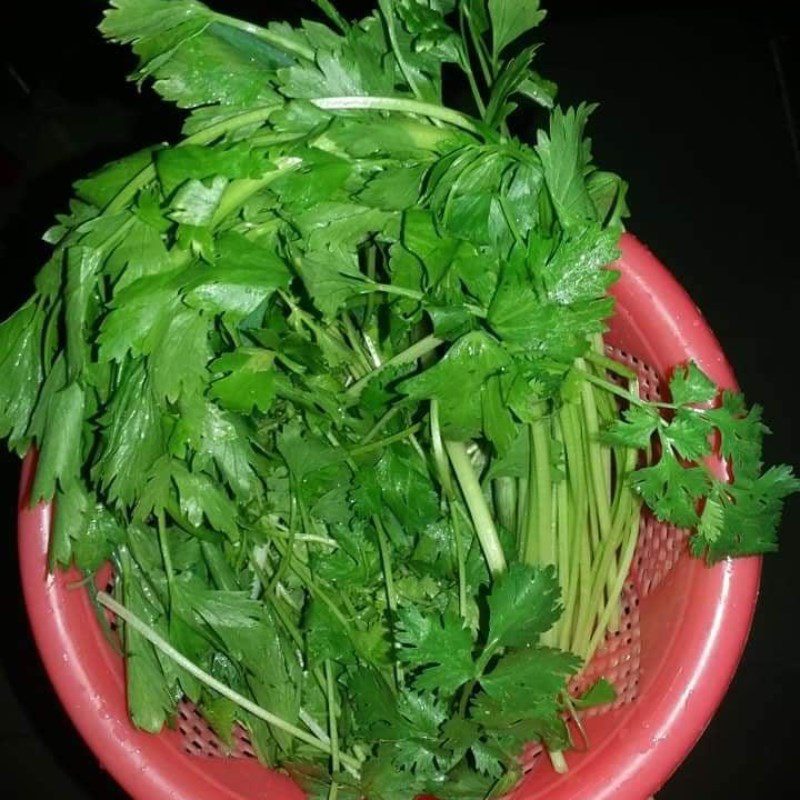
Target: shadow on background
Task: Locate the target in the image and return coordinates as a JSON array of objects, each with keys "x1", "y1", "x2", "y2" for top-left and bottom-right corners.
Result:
[{"x1": 0, "y1": 1, "x2": 796, "y2": 797}]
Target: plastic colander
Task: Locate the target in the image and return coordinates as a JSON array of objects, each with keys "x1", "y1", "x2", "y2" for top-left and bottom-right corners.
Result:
[{"x1": 17, "y1": 233, "x2": 761, "y2": 800}]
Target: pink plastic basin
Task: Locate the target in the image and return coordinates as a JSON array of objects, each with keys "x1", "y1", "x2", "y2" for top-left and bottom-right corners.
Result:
[{"x1": 18, "y1": 233, "x2": 761, "y2": 800}]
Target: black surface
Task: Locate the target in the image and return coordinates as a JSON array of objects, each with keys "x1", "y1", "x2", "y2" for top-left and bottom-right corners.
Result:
[{"x1": 1, "y1": 2, "x2": 797, "y2": 797}]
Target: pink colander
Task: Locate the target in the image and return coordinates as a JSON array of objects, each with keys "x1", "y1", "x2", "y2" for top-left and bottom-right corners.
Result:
[{"x1": 18, "y1": 233, "x2": 761, "y2": 800}]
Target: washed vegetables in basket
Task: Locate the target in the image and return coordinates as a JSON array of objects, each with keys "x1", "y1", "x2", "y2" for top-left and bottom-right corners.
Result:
[{"x1": 1, "y1": 1, "x2": 796, "y2": 798}]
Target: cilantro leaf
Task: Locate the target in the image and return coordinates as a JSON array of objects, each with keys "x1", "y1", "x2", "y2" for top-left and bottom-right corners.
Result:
[
  {"x1": 573, "y1": 677, "x2": 617, "y2": 710},
  {"x1": 371, "y1": 443, "x2": 440, "y2": 535},
  {"x1": 477, "y1": 646, "x2": 580, "y2": 738},
  {"x1": 704, "y1": 390, "x2": 768, "y2": 481},
  {"x1": 120, "y1": 546, "x2": 175, "y2": 733},
  {"x1": 172, "y1": 461, "x2": 240, "y2": 539},
  {"x1": 487, "y1": 563, "x2": 562, "y2": 649},
  {"x1": 669, "y1": 362, "x2": 717, "y2": 407},
  {"x1": 698, "y1": 466, "x2": 800, "y2": 561},
  {"x1": 630, "y1": 452, "x2": 710, "y2": 528},
  {"x1": 603, "y1": 404, "x2": 660, "y2": 449},
  {"x1": 2, "y1": 3, "x2": 795, "y2": 795},
  {"x1": 660, "y1": 408, "x2": 713, "y2": 461},
  {"x1": 293, "y1": 245, "x2": 367, "y2": 319},
  {"x1": 397, "y1": 605, "x2": 476, "y2": 693}
]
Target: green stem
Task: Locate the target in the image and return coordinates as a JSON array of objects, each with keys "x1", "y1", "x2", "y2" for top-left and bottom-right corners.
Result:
[
  {"x1": 347, "y1": 423, "x2": 422, "y2": 457},
  {"x1": 580, "y1": 374, "x2": 612, "y2": 538},
  {"x1": 310, "y1": 96, "x2": 485, "y2": 137},
  {"x1": 363, "y1": 245, "x2": 378, "y2": 328},
  {"x1": 522, "y1": 416, "x2": 553, "y2": 567},
  {"x1": 516, "y1": 475, "x2": 529, "y2": 542},
  {"x1": 267, "y1": 488, "x2": 298, "y2": 596},
  {"x1": 553, "y1": 422, "x2": 570, "y2": 647},
  {"x1": 345, "y1": 334, "x2": 442, "y2": 399},
  {"x1": 431, "y1": 401, "x2": 468, "y2": 619},
  {"x1": 576, "y1": 369, "x2": 646, "y2": 408},
  {"x1": 250, "y1": 552, "x2": 329, "y2": 696},
  {"x1": 445, "y1": 440, "x2": 507, "y2": 577},
  {"x1": 373, "y1": 516, "x2": 403, "y2": 688},
  {"x1": 450, "y1": 502, "x2": 468, "y2": 620},
  {"x1": 361, "y1": 405, "x2": 403, "y2": 446},
  {"x1": 324, "y1": 660, "x2": 341, "y2": 795},
  {"x1": 457, "y1": 9, "x2": 487, "y2": 117},
  {"x1": 210, "y1": 12, "x2": 315, "y2": 60},
  {"x1": 584, "y1": 508, "x2": 640, "y2": 663},
  {"x1": 557, "y1": 404, "x2": 585, "y2": 652},
  {"x1": 97, "y1": 591, "x2": 361, "y2": 773},
  {"x1": 492, "y1": 477, "x2": 517, "y2": 535},
  {"x1": 270, "y1": 538, "x2": 353, "y2": 634},
  {"x1": 378, "y1": 0, "x2": 424, "y2": 100},
  {"x1": 211, "y1": 173, "x2": 285, "y2": 226},
  {"x1": 264, "y1": 528, "x2": 338, "y2": 548},
  {"x1": 461, "y1": 5, "x2": 494, "y2": 86},
  {"x1": 583, "y1": 348, "x2": 636, "y2": 380},
  {"x1": 156, "y1": 511, "x2": 174, "y2": 598},
  {"x1": 341, "y1": 314, "x2": 373, "y2": 374},
  {"x1": 359, "y1": 282, "x2": 425, "y2": 302}
]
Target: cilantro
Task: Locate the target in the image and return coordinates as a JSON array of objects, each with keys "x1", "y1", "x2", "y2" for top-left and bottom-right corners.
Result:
[
  {"x1": 604, "y1": 361, "x2": 797, "y2": 560},
  {"x1": 396, "y1": 606, "x2": 476, "y2": 693},
  {"x1": 486, "y1": 563, "x2": 562, "y2": 648}
]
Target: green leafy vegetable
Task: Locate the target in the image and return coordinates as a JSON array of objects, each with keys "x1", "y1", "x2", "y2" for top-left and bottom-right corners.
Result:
[{"x1": 1, "y1": 2, "x2": 794, "y2": 798}]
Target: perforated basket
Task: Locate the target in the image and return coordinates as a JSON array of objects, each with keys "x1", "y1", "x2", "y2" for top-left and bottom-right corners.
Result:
[{"x1": 18, "y1": 233, "x2": 761, "y2": 800}]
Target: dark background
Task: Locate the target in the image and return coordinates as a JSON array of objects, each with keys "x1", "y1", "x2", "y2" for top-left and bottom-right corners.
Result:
[{"x1": 1, "y1": 1, "x2": 797, "y2": 797}]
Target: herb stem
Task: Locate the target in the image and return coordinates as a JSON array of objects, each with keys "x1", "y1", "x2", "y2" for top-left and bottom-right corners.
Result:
[
  {"x1": 492, "y1": 476, "x2": 517, "y2": 536},
  {"x1": 97, "y1": 591, "x2": 361, "y2": 773},
  {"x1": 324, "y1": 660, "x2": 341, "y2": 795},
  {"x1": 345, "y1": 334, "x2": 442, "y2": 399},
  {"x1": 373, "y1": 515, "x2": 403, "y2": 688},
  {"x1": 270, "y1": 538, "x2": 353, "y2": 633},
  {"x1": 446, "y1": 440, "x2": 507, "y2": 577},
  {"x1": 360, "y1": 282, "x2": 425, "y2": 302},
  {"x1": 347, "y1": 422, "x2": 422, "y2": 457},
  {"x1": 461, "y1": 5, "x2": 494, "y2": 86},
  {"x1": 451, "y1": 502, "x2": 468, "y2": 620},
  {"x1": 156, "y1": 511, "x2": 174, "y2": 591},
  {"x1": 584, "y1": 509, "x2": 640, "y2": 662},
  {"x1": 430, "y1": 400, "x2": 452, "y2": 495},
  {"x1": 553, "y1": 421, "x2": 570, "y2": 645},
  {"x1": 458, "y1": 9, "x2": 487, "y2": 117},
  {"x1": 549, "y1": 750, "x2": 569, "y2": 774},
  {"x1": 378, "y1": 0, "x2": 425, "y2": 101},
  {"x1": 521, "y1": 415, "x2": 553, "y2": 568},
  {"x1": 210, "y1": 12, "x2": 315, "y2": 61},
  {"x1": 580, "y1": 373, "x2": 612, "y2": 539},
  {"x1": 310, "y1": 96, "x2": 485, "y2": 138},
  {"x1": 362, "y1": 404, "x2": 403, "y2": 446}
]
